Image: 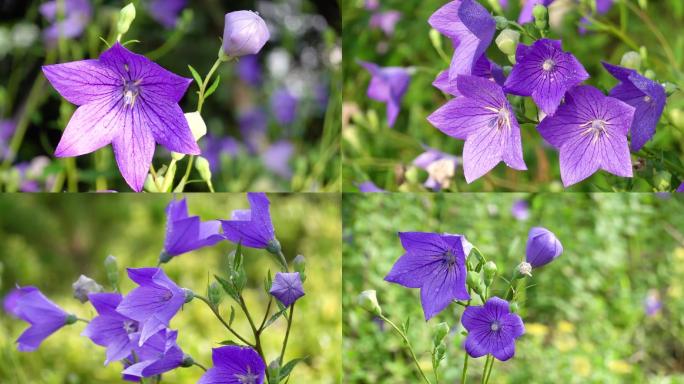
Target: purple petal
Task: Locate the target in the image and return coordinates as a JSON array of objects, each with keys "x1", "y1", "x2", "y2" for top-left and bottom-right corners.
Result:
[
  {"x1": 138, "y1": 98, "x2": 200, "y2": 155},
  {"x1": 54, "y1": 98, "x2": 124, "y2": 157},
  {"x1": 42, "y1": 60, "x2": 119, "y2": 106},
  {"x1": 111, "y1": 107, "x2": 155, "y2": 192}
]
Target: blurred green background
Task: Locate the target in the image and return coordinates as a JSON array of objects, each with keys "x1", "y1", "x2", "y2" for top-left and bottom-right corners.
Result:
[
  {"x1": 0, "y1": 193, "x2": 341, "y2": 383},
  {"x1": 342, "y1": 0, "x2": 684, "y2": 192},
  {"x1": 343, "y1": 193, "x2": 684, "y2": 383}
]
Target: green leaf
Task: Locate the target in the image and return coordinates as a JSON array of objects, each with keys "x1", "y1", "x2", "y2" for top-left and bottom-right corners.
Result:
[
  {"x1": 234, "y1": 242, "x2": 243, "y2": 271},
  {"x1": 215, "y1": 274, "x2": 239, "y2": 302},
  {"x1": 188, "y1": 65, "x2": 203, "y2": 86},
  {"x1": 218, "y1": 340, "x2": 240, "y2": 346},
  {"x1": 263, "y1": 306, "x2": 288, "y2": 329},
  {"x1": 228, "y1": 306, "x2": 235, "y2": 326},
  {"x1": 264, "y1": 269, "x2": 273, "y2": 295},
  {"x1": 278, "y1": 357, "x2": 308, "y2": 382},
  {"x1": 204, "y1": 75, "x2": 221, "y2": 98}
]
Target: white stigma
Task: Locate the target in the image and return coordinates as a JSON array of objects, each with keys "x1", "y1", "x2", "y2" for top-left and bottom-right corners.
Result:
[
  {"x1": 484, "y1": 106, "x2": 512, "y2": 132},
  {"x1": 542, "y1": 59, "x2": 556, "y2": 72},
  {"x1": 580, "y1": 119, "x2": 609, "y2": 143},
  {"x1": 122, "y1": 80, "x2": 141, "y2": 107},
  {"x1": 644, "y1": 95, "x2": 652, "y2": 103},
  {"x1": 490, "y1": 321, "x2": 501, "y2": 332}
]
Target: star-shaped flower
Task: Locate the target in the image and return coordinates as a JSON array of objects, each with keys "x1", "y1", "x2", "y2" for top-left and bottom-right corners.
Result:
[
  {"x1": 602, "y1": 62, "x2": 666, "y2": 151},
  {"x1": 269, "y1": 272, "x2": 305, "y2": 307},
  {"x1": 82, "y1": 292, "x2": 139, "y2": 365},
  {"x1": 162, "y1": 197, "x2": 223, "y2": 261},
  {"x1": 42, "y1": 42, "x2": 200, "y2": 191},
  {"x1": 537, "y1": 85, "x2": 635, "y2": 186},
  {"x1": 462, "y1": 297, "x2": 525, "y2": 361},
  {"x1": 433, "y1": 55, "x2": 505, "y2": 97},
  {"x1": 428, "y1": 75, "x2": 527, "y2": 183},
  {"x1": 359, "y1": 61, "x2": 411, "y2": 128},
  {"x1": 221, "y1": 193, "x2": 277, "y2": 250},
  {"x1": 122, "y1": 329, "x2": 184, "y2": 379},
  {"x1": 385, "y1": 232, "x2": 471, "y2": 320},
  {"x1": 198, "y1": 346, "x2": 265, "y2": 384},
  {"x1": 504, "y1": 39, "x2": 589, "y2": 116}
]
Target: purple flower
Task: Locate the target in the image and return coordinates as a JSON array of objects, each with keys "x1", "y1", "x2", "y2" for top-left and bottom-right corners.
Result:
[
  {"x1": 222, "y1": 11, "x2": 270, "y2": 57},
  {"x1": 385, "y1": 232, "x2": 471, "y2": 320},
  {"x1": 162, "y1": 197, "x2": 223, "y2": 260},
  {"x1": 221, "y1": 193, "x2": 277, "y2": 250},
  {"x1": 358, "y1": 181, "x2": 386, "y2": 192},
  {"x1": 428, "y1": 0, "x2": 495, "y2": 80},
  {"x1": 116, "y1": 268, "x2": 189, "y2": 346},
  {"x1": 203, "y1": 134, "x2": 241, "y2": 172},
  {"x1": 39, "y1": 0, "x2": 92, "y2": 43},
  {"x1": 42, "y1": 42, "x2": 200, "y2": 192},
  {"x1": 370, "y1": 11, "x2": 401, "y2": 36},
  {"x1": 412, "y1": 146, "x2": 460, "y2": 191},
  {"x1": 270, "y1": 272, "x2": 305, "y2": 307},
  {"x1": 270, "y1": 88, "x2": 298, "y2": 126},
  {"x1": 239, "y1": 108, "x2": 268, "y2": 154},
  {"x1": 147, "y1": 0, "x2": 186, "y2": 28},
  {"x1": 428, "y1": 75, "x2": 527, "y2": 183},
  {"x1": 511, "y1": 200, "x2": 530, "y2": 221},
  {"x1": 359, "y1": 61, "x2": 410, "y2": 128},
  {"x1": 263, "y1": 140, "x2": 294, "y2": 179},
  {"x1": 3, "y1": 288, "x2": 24, "y2": 317},
  {"x1": 537, "y1": 85, "x2": 634, "y2": 187},
  {"x1": 504, "y1": 39, "x2": 589, "y2": 116},
  {"x1": 462, "y1": 297, "x2": 524, "y2": 361},
  {"x1": 198, "y1": 346, "x2": 265, "y2": 384},
  {"x1": 525, "y1": 227, "x2": 562, "y2": 269},
  {"x1": 518, "y1": 0, "x2": 554, "y2": 24},
  {"x1": 0, "y1": 119, "x2": 16, "y2": 160},
  {"x1": 602, "y1": 62, "x2": 666, "y2": 151},
  {"x1": 365, "y1": 0, "x2": 380, "y2": 11},
  {"x1": 237, "y1": 55, "x2": 263, "y2": 86},
  {"x1": 9, "y1": 286, "x2": 72, "y2": 352},
  {"x1": 677, "y1": 183, "x2": 684, "y2": 192},
  {"x1": 82, "y1": 292, "x2": 139, "y2": 364},
  {"x1": 123, "y1": 329, "x2": 184, "y2": 379},
  {"x1": 579, "y1": 0, "x2": 614, "y2": 34},
  {"x1": 433, "y1": 55, "x2": 505, "y2": 97},
  {"x1": 644, "y1": 290, "x2": 662, "y2": 317}
]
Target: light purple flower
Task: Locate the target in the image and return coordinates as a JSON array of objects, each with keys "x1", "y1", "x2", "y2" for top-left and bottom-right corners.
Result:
[
  {"x1": 602, "y1": 62, "x2": 666, "y2": 151},
  {"x1": 511, "y1": 200, "x2": 530, "y2": 221},
  {"x1": 518, "y1": 0, "x2": 554, "y2": 24},
  {"x1": 359, "y1": 61, "x2": 410, "y2": 128},
  {"x1": 239, "y1": 108, "x2": 268, "y2": 154},
  {"x1": 579, "y1": 0, "x2": 614, "y2": 34},
  {"x1": 0, "y1": 119, "x2": 16, "y2": 160},
  {"x1": 677, "y1": 183, "x2": 684, "y2": 192},
  {"x1": 525, "y1": 227, "x2": 562, "y2": 268},
  {"x1": 116, "y1": 268, "x2": 189, "y2": 346},
  {"x1": 221, "y1": 193, "x2": 277, "y2": 250},
  {"x1": 42, "y1": 42, "x2": 200, "y2": 192},
  {"x1": 222, "y1": 11, "x2": 270, "y2": 57},
  {"x1": 39, "y1": 0, "x2": 92, "y2": 43},
  {"x1": 82, "y1": 292, "x2": 139, "y2": 365},
  {"x1": 385, "y1": 232, "x2": 471, "y2": 320},
  {"x1": 270, "y1": 272, "x2": 305, "y2": 307},
  {"x1": 504, "y1": 39, "x2": 589, "y2": 116},
  {"x1": 370, "y1": 11, "x2": 401, "y2": 36},
  {"x1": 412, "y1": 146, "x2": 460, "y2": 191},
  {"x1": 433, "y1": 55, "x2": 505, "y2": 97},
  {"x1": 270, "y1": 88, "x2": 298, "y2": 126},
  {"x1": 644, "y1": 290, "x2": 662, "y2": 317},
  {"x1": 428, "y1": 0, "x2": 495, "y2": 80},
  {"x1": 462, "y1": 297, "x2": 524, "y2": 361},
  {"x1": 358, "y1": 181, "x2": 386, "y2": 192},
  {"x1": 198, "y1": 346, "x2": 265, "y2": 384},
  {"x1": 9, "y1": 286, "x2": 71, "y2": 352},
  {"x1": 537, "y1": 85, "x2": 634, "y2": 187},
  {"x1": 365, "y1": 0, "x2": 380, "y2": 11},
  {"x1": 428, "y1": 75, "x2": 526, "y2": 183},
  {"x1": 237, "y1": 55, "x2": 263, "y2": 86},
  {"x1": 162, "y1": 197, "x2": 223, "y2": 260},
  {"x1": 203, "y1": 134, "x2": 241, "y2": 172},
  {"x1": 3, "y1": 287, "x2": 24, "y2": 317},
  {"x1": 147, "y1": 0, "x2": 186, "y2": 28},
  {"x1": 263, "y1": 140, "x2": 294, "y2": 179},
  {"x1": 122, "y1": 329, "x2": 184, "y2": 379},
  {"x1": 15, "y1": 156, "x2": 54, "y2": 192}
]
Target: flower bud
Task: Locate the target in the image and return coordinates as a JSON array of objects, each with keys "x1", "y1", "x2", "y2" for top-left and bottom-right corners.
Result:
[
  {"x1": 181, "y1": 354, "x2": 195, "y2": 367},
  {"x1": 533, "y1": 4, "x2": 548, "y2": 30},
  {"x1": 222, "y1": 11, "x2": 270, "y2": 58},
  {"x1": 620, "y1": 51, "x2": 641, "y2": 71},
  {"x1": 525, "y1": 227, "x2": 563, "y2": 268},
  {"x1": 65, "y1": 314, "x2": 78, "y2": 325},
  {"x1": 507, "y1": 54, "x2": 516, "y2": 65},
  {"x1": 434, "y1": 341, "x2": 446, "y2": 361},
  {"x1": 72, "y1": 275, "x2": 103, "y2": 303},
  {"x1": 357, "y1": 290, "x2": 382, "y2": 316},
  {"x1": 496, "y1": 29, "x2": 520, "y2": 56},
  {"x1": 644, "y1": 69, "x2": 656, "y2": 80},
  {"x1": 509, "y1": 302, "x2": 520, "y2": 313},
  {"x1": 293, "y1": 255, "x2": 306, "y2": 281},
  {"x1": 117, "y1": 3, "x2": 136, "y2": 36},
  {"x1": 433, "y1": 322, "x2": 449, "y2": 346},
  {"x1": 663, "y1": 82, "x2": 677, "y2": 96},
  {"x1": 267, "y1": 359, "x2": 281, "y2": 383},
  {"x1": 483, "y1": 261, "x2": 497, "y2": 287},
  {"x1": 183, "y1": 288, "x2": 195, "y2": 303},
  {"x1": 429, "y1": 28, "x2": 442, "y2": 53},
  {"x1": 195, "y1": 156, "x2": 212, "y2": 182},
  {"x1": 266, "y1": 238, "x2": 282, "y2": 255},
  {"x1": 104, "y1": 255, "x2": 119, "y2": 288},
  {"x1": 208, "y1": 282, "x2": 223, "y2": 306},
  {"x1": 494, "y1": 16, "x2": 508, "y2": 30},
  {"x1": 654, "y1": 171, "x2": 671, "y2": 191},
  {"x1": 466, "y1": 272, "x2": 482, "y2": 293}
]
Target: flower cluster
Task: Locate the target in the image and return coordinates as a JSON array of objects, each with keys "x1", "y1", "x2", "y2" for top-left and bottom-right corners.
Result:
[{"x1": 2, "y1": 193, "x2": 307, "y2": 383}]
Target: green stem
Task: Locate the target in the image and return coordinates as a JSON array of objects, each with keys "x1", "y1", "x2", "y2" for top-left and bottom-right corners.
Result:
[
  {"x1": 276, "y1": 250, "x2": 289, "y2": 272},
  {"x1": 639, "y1": 147, "x2": 684, "y2": 177},
  {"x1": 258, "y1": 297, "x2": 274, "y2": 331},
  {"x1": 484, "y1": 356, "x2": 495, "y2": 384},
  {"x1": 194, "y1": 294, "x2": 253, "y2": 346},
  {"x1": 237, "y1": 295, "x2": 265, "y2": 362},
  {"x1": 461, "y1": 353, "x2": 469, "y2": 384},
  {"x1": 197, "y1": 58, "x2": 223, "y2": 114},
  {"x1": 379, "y1": 314, "x2": 432, "y2": 384},
  {"x1": 481, "y1": 355, "x2": 492, "y2": 384},
  {"x1": 193, "y1": 362, "x2": 208, "y2": 372},
  {"x1": 279, "y1": 304, "x2": 295, "y2": 365}
]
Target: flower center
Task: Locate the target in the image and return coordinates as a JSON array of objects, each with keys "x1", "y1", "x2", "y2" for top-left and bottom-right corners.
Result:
[
  {"x1": 542, "y1": 59, "x2": 555, "y2": 72},
  {"x1": 490, "y1": 321, "x2": 501, "y2": 332},
  {"x1": 643, "y1": 95, "x2": 652, "y2": 103},
  {"x1": 484, "y1": 106, "x2": 511, "y2": 132},
  {"x1": 580, "y1": 119, "x2": 609, "y2": 143},
  {"x1": 123, "y1": 80, "x2": 141, "y2": 107},
  {"x1": 123, "y1": 320, "x2": 139, "y2": 334},
  {"x1": 235, "y1": 368, "x2": 259, "y2": 384},
  {"x1": 442, "y1": 250, "x2": 456, "y2": 267}
]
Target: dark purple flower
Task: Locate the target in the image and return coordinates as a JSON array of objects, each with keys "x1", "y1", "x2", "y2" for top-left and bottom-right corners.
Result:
[
  {"x1": 518, "y1": 0, "x2": 554, "y2": 24},
  {"x1": 239, "y1": 108, "x2": 268, "y2": 154},
  {"x1": 525, "y1": 227, "x2": 562, "y2": 269},
  {"x1": 359, "y1": 61, "x2": 410, "y2": 128},
  {"x1": 644, "y1": 290, "x2": 662, "y2": 317},
  {"x1": 3, "y1": 287, "x2": 24, "y2": 317},
  {"x1": 198, "y1": 345, "x2": 265, "y2": 384},
  {"x1": 428, "y1": 0, "x2": 495, "y2": 80},
  {"x1": 82, "y1": 292, "x2": 139, "y2": 364},
  {"x1": 428, "y1": 75, "x2": 527, "y2": 183},
  {"x1": 370, "y1": 11, "x2": 401, "y2": 36},
  {"x1": 222, "y1": 11, "x2": 270, "y2": 57},
  {"x1": 677, "y1": 183, "x2": 684, "y2": 192},
  {"x1": 0, "y1": 119, "x2": 16, "y2": 160},
  {"x1": 270, "y1": 272, "x2": 305, "y2": 307},
  {"x1": 412, "y1": 146, "x2": 460, "y2": 191},
  {"x1": 433, "y1": 55, "x2": 505, "y2": 97},
  {"x1": 537, "y1": 85, "x2": 634, "y2": 187},
  {"x1": 602, "y1": 62, "x2": 666, "y2": 151},
  {"x1": 511, "y1": 200, "x2": 530, "y2": 221},
  {"x1": 358, "y1": 181, "x2": 386, "y2": 192},
  {"x1": 10, "y1": 286, "x2": 72, "y2": 352},
  {"x1": 579, "y1": 0, "x2": 614, "y2": 34},
  {"x1": 385, "y1": 232, "x2": 471, "y2": 320},
  {"x1": 147, "y1": 0, "x2": 186, "y2": 28},
  {"x1": 504, "y1": 39, "x2": 589, "y2": 116},
  {"x1": 162, "y1": 197, "x2": 223, "y2": 260},
  {"x1": 462, "y1": 297, "x2": 524, "y2": 361},
  {"x1": 263, "y1": 140, "x2": 294, "y2": 179},
  {"x1": 221, "y1": 193, "x2": 277, "y2": 250},
  {"x1": 39, "y1": 0, "x2": 92, "y2": 43},
  {"x1": 123, "y1": 329, "x2": 184, "y2": 379},
  {"x1": 42, "y1": 42, "x2": 200, "y2": 192},
  {"x1": 116, "y1": 268, "x2": 189, "y2": 346},
  {"x1": 237, "y1": 55, "x2": 263, "y2": 86},
  {"x1": 270, "y1": 88, "x2": 298, "y2": 126}
]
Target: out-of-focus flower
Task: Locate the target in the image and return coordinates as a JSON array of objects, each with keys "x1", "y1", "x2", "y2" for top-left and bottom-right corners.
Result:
[
  {"x1": 511, "y1": 200, "x2": 530, "y2": 221},
  {"x1": 237, "y1": 55, "x2": 262, "y2": 86},
  {"x1": 358, "y1": 181, "x2": 386, "y2": 192},
  {"x1": 198, "y1": 346, "x2": 265, "y2": 384},
  {"x1": 11, "y1": 23, "x2": 40, "y2": 48},
  {"x1": 677, "y1": 183, "x2": 684, "y2": 192},
  {"x1": 9, "y1": 286, "x2": 74, "y2": 351},
  {"x1": 644, "y1": 289, "x2": 662, "y2": 316},
  {"x1": 222, "y1": 11, "x2": 270, "y2": 57},
  {"x1": 579, "y1": 0, "x2": 614, "y2": 34},
  {"x1": 39, "y1": 0, "x2": 92, "y2": 43},
  {"x1": 262, "y1": 140, "x2": 294, "y2": 179},
  {"x1": 525, "y1": 226, "x2": 563, "y2": 269},
  {"x1": 359, "y1": 61, "x2": 410, "y2": 128},
  {"x1": 147, "y1": 0, "x2": 186, "y2": 29},
  {"x1": 412, "y1": 146, "x2": 459, "y2": 191},
  {"x1": 239, "y1": 108, "x2": 268, "y2": 153},
  {"x1": 370, "y1": 11, "x2": 401, "y2": 36},
  {"x1": 72, "y1": 275, "x2": 103, "y2": 303},
  {"x1": 365, "y1": 0, "x2": 380, "y2": 11},
  {"x1": 0, "y1": 119, "x2": 16, "y2": 160},
  {"x1": 270, "y1": 88, "x2": 298, "y2": 125},
  {"x1": 462, "y1": 297, "x2": 524, "y2": 361},
  {"x1": 203, "y1": 135, "x2": 240, "y2": 173},
  {"x1": 16, "y1": 156, "x2": 54, "y2": 192}
]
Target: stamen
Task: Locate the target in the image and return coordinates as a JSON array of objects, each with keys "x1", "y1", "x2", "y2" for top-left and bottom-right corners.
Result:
[
  {"x1": 580, "y1": 119, "x2": 609, "y2": 143},
  {"x1": 123, "y1": 81, "x2": 140, "y2": 107},
  {"x1": 542, "y1": 59, "x2": 555, "y2": 72},
  {"x1": 485, "y1": 106, "x2": 511, "y2": 132},
  {"x1": 643, "y1": 95, "x2": 652, "y2": 103},
  {"x1": 490, "y1": 321, "x2": 501, "y2": 332}
]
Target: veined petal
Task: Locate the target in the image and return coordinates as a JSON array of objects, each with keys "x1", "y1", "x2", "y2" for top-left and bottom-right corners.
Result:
[
  {"x1": 598, "y1": 133, "x2": 633, "y2": 178},
  {"x1": 54, "y1": 97, "x2": 125, "y2": 157},
  {"x1": 427, "y1": 98, "x2": 495, "y2": 140},
  {"x1": 42, "y1": 60, "x2": 120, "y2": 106},
  {"x1": 111, "y1": 107, "x2": 155, "y2": 192},
  {"x1": 384, "y1": 252, "x2": 442, "y2": 288},
  {"x1": 420, "y1": 267, "x2": 456, "y2": 320},
  {"x1": 558, "y1": 131, "x2": 601, "y2": 187},
  {"x1": 138, "y1": 98, "x2": 200, "y2": 155},
  {"x1": 463, "y1": 125, "x2": 505, "y2": 183}
]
